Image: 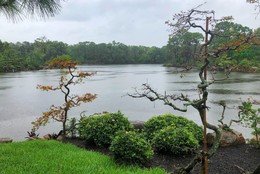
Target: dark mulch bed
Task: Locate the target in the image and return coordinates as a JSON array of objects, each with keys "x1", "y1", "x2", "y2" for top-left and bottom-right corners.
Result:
[{"x1": 64, "y1": 138, "x2": 260, "y2": 174}]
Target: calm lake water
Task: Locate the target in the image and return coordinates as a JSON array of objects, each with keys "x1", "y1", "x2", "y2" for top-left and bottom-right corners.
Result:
[{"x1": 0, "y1": 64, "x2": 260, "y2": 141}]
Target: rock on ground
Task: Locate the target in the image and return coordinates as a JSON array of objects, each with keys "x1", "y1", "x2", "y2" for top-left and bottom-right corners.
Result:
[
  {"x1": 207, "y1": 130, "x2": 246, "y2": 147},
  {"x1": 0, "y1": 137, "x2": 13, "y2": 143}
]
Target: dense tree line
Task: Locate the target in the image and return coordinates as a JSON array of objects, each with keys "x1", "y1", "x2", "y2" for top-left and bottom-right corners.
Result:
[
  {"x1": 0, "y1": 21, "x2": 259, "y2": 73},
  {"x1": 0, "y1": 37, "x2": 68, "y2": 72},
  {"x1": 0, "y1": 37, "x2": 168, "y2": 72},
  {"x1": 68, "y1": 41, "x2": 167, "y2": 64}
]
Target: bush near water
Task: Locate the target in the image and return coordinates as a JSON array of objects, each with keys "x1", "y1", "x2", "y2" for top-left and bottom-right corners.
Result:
[
  {"x1": 110, "y1": 131, "x2": 154, "y2": 165},
  {"x1": 143, "y1": 113, "x2": 203, "y2": 142},
  {"x1": 78, "y1": 111, "x2": 133, "y2": 147}
]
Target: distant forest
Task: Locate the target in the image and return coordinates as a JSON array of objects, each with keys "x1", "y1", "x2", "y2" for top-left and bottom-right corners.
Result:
[
  {"x1": 0, "y1": 37, "x2": 168, "y2": 72},
  {"x1": 0, "y1": 21, "x2": 259, "y2": 73}
]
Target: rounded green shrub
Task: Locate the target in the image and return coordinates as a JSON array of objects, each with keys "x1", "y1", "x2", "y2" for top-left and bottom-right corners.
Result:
[
  {"x1": 110, "y1": 131, "x2": 154, "y2": 165},
  {"x1": 78, "y1": 111, "x2": 133, "y2": 147},
  {"x1": 152, "y1": 126, "x2": 199, "y2": 155},
  {"x1": 143, "y1": 113, "x2": 203, "y2": 142},
  {"x1": 143, "y1": 113, "x2": 176, "y2": 140}
]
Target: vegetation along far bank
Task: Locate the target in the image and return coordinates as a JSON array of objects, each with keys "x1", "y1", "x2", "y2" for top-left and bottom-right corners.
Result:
[{"x1": 0, "y1": 21, "x2": 259, "y2": 73}]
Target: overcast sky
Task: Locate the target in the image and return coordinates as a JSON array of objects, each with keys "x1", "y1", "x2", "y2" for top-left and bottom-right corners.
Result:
[{"x1": 0, "y1": 0, "x2": 259, "y2": 47}]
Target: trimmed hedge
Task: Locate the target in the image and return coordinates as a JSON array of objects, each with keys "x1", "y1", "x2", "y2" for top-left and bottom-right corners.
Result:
[
  {"x1": 78, "y1": 111, "x2": 133, "y2": 147},
  {"x1": 110, "y1": 131, "x2": 154, "y2": 165},
  {"x1": 152, "y1": 126, "x2": 199, "y2": 155},
  {"x1": 143, "y1": 113, "x2": 203, "y2": 142}
]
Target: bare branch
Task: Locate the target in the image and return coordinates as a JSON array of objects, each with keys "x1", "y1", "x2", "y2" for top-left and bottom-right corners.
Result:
[{"x1": 128, "y1": 84, "x2": 190, "y2": 112}]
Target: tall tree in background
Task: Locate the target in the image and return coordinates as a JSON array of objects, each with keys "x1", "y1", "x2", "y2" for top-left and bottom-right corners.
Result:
[
  {"x1": 0, "y1": 0, "x2": 64, "y2": 20},
  {"x1": 166, "y1": 31, "x2": 203, "y2": 66},
  {"x1": 209, "y1": 21, "x2": 255, "y2": 71}
]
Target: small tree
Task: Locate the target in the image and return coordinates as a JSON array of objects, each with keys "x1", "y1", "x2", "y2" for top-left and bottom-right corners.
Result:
[
  {"x1": 32, "y1": 55, "x2": 97, "y2": 136},
  {"x1": 129, "y1": 4, "x2": 258, "y2": 174}
]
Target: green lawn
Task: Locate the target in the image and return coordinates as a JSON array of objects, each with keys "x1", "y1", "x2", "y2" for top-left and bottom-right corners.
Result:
[{"x1": 0, "y1": 140, "x2": 166, "y2": 174}]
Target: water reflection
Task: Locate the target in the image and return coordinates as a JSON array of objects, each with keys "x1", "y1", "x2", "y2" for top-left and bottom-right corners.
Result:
[
  {"x1": 214, "y1": 78, "x2": 260, "y2": 84},
  {"x1": 209, "y1": 99, "x2": 240, "y2": 105},
  {"x1": 208, "y1": 89, "x2": 260, "y2": 95},
  {"x1": 0, "y1": 86, "x2": 12, "y2": 90}
]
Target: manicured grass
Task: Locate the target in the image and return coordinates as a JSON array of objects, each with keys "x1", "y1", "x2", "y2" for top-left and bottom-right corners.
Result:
[{"x1": 0, "y1": 140, "x2": 166, "y2": 174}]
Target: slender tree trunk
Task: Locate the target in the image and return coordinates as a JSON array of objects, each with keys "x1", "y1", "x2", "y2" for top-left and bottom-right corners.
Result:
[{"x1": 62, "y1": 108, "x2": 68, "y2": 137}]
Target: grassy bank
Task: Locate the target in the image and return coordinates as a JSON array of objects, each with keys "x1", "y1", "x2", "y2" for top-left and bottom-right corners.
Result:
[{"x1": 0, "y1": 140, "x2": 166, "y2": 174}]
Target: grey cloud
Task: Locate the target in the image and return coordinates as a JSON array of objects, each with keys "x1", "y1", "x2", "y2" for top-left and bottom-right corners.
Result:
[{"x1": 0, "y1": 0, "x2": 259, "y2": 47}]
